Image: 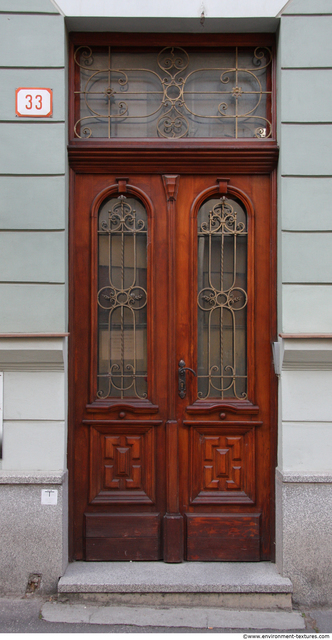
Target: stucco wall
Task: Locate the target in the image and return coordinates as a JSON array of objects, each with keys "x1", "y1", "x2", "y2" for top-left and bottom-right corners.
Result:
[
  {"x1": 278, "y1": 0, "x2": 332, "y2": 475},
  {"x1": 0, "y1": 0, "x2": 67, "y2": 468},
  {"x1": 0, "y1": 0, "x2": 66, "y2": 335},
  {"x1": 276, "y1": 0, "x2": 332, "y2": 606},
  {"x1": 0, "y1": 0, "x2": 68, "y2": 594}
]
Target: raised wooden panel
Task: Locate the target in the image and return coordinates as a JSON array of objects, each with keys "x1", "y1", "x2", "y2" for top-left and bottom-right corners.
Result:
[
  {"x1": 104, "y1": 435, "x2": 142, "y2": 490},
  {"x1": 89, "y1": 423, "x2": 155, "y2": 504},
  {"x1": 85, "y1": 512, "x2": 161, "y2": 560},
  {"x1": 85, "y1": 512, "x2": 160, "y2": 537},
  {"x1": 190, "y1": 423, "x2": 256, "y2": 504},
  {"x1": 86, "y1": 538, "x2": 161, "y2": 561},
  {"x1": 186, "y1": 513, "x2": 260, "y2": 561}
]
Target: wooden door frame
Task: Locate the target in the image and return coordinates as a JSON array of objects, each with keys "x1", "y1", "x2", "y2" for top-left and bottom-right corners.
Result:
[{"x1": 67, "y1": 31, "x2": 278, "y2": 562}]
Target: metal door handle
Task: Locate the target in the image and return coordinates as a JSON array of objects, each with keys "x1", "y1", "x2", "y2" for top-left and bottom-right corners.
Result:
[{"x1": 178, "y1": 359, "x2": 197, "y2": 399}]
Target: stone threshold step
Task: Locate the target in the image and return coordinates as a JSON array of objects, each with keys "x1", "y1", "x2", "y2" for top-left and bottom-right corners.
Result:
[
  {"x1": 42, "y1": 602, "x2": 305, "y2": 630},
  {"x1": 58, "y1": 561, "x2": 293, "y2": 611}
]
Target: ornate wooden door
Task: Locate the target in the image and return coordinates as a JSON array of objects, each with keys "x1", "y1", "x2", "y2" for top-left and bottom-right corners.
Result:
[{"x1": 70, "y1": 169, "x2": 275, "y2": 562}]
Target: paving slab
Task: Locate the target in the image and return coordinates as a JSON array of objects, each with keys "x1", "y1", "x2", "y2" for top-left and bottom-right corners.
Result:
[
  {"x1": 307, "y1": 609, "x2": 332, "y2": 633},
  {"x1": 58, "y1": 561, "x2": 292, "y2": 593},
  {"x1": 42, "y1": 602, "x2": 306, "y2": 630},
  {"x1": 0, "y1": 596, "x2": 324, "y2": 633}
]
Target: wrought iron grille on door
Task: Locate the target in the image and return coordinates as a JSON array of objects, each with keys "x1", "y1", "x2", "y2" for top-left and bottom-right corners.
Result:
[
  {"x1": 96, "y1": 189, "x2": 248, "y2": 403},
  {"x1": 197, "y1": 195, "x2": 248, "y2": 400},
  {"x1": 97, "y1": 194, "x2": 148, "y2": 400}
]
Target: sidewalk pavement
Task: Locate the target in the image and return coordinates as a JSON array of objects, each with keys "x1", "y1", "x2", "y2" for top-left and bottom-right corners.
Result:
[{"x1": 0, "y1": 595, "x2": 332, "y2": 634}]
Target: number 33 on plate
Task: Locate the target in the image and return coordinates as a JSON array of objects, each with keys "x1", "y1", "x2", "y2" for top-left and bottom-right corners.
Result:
[{"x1": 15, "y1": 88, "x2": 53, "y2": 117}]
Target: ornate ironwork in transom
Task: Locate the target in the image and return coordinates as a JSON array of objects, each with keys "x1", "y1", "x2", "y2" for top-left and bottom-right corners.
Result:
[{"x1": 73, "y1": 45, "x2": 272, "y2": 139}]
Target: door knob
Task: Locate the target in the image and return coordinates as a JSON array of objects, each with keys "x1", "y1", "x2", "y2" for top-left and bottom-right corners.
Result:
[{"x1": 178, "y1": 359, "x2": 197, "y2": 399}]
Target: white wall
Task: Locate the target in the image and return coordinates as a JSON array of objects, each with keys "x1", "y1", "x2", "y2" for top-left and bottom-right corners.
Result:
[{"x1": 54, "y1": 0, "x2": 289, "y2": 18}]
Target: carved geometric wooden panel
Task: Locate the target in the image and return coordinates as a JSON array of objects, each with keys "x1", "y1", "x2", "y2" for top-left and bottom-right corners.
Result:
[
  {"x1": 89, "y1": 423, "x2": 155, "y2": 504},
  {"x1": 190, "y1": 424, "x2": 255, "y2": 504},
  {"x1": 104, "y1": 435, "x2": 143, "y2": 490}
]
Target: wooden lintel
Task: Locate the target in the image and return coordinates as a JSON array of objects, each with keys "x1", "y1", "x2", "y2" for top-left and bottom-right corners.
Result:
[{"x1": 68, "y1": 144, "x2": 279, "y2": 174}]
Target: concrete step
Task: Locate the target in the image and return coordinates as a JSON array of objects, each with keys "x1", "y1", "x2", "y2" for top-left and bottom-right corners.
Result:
[
  {"x1": 58, "y1": 561, "x2": 293, "y2": 611},
  {"x1": 42, "y1": 602, "x2": 305, "y2": 630}
]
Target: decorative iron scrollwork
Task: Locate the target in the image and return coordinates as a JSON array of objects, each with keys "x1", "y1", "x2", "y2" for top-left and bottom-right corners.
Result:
[
  {"x1": 74, "y1": 45, "x2": 272, "y2": 139},
  {"x1": 197, "y1": 197, "x2": 248, "y2": 400},
  {"x1": 97, "y1": 195, "x2": 148, "y2": 399}
]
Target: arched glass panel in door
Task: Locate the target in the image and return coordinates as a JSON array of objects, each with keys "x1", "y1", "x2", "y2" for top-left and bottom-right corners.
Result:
[
  {"x1": 197, "y1": 195, "x2": 248, "y2": 400},
  {"x1": 97, "y1": 194, "x2": 148, "y2": 399}
]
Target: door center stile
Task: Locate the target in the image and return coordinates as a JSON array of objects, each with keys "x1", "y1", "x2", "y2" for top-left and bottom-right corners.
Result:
[{"x1": 162, "y1": 174, "x2": 183, "y2": 562}]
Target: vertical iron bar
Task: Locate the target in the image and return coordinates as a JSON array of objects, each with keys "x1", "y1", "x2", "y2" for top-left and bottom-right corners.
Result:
[
  {"x1": 235, "y1": 47, "x2": 238, "y2": 139},
  {"x1": 120, "y1": 201, "x2": 125, "y2": 399},
  {"x1": 220, "y1": 202, "x2": 225, "y2": 397},
  {"x1": 108, "y1": 47, "x2": 111, "y2": 139}
]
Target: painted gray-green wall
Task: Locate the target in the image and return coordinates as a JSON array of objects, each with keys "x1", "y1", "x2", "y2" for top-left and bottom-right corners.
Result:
[
  {"x1": 0, "y1": 2, "x2": 68, "y2": 471},
  {"x1": 0, "y1": 1, "x2": 68, "y2": 591},
  {"x1": 277, "y1": 0, "x2": 332, "y2": 471},
  {"x1": 276, "y1": 0, "x2": 332, "y2": 606},
  {"x1": 279, "y1": 1, "x2": 332, "y2": 334},
  {"x1": 0, "y1": 1, "x2": 66, "y2": 333}
]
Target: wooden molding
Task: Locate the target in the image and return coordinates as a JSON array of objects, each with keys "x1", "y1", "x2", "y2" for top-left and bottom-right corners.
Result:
[
  {"x1": 183, "y1": 420, "x2": 263, "y2": 426},
  {"x1": 83, "y1": 419, "x2": 163, "y2": 425},
  {"x1": 186, "y1": 401, "x2": 260, "y2": 414},
  {"x1": 70, "y1": 32, "x2": 276, "y2": 48},
  {"x1": 85, "y1": 402, "x2": 159, "y2": 414},
  {"x1": 217, "y1": 178, "x2": 230, "y2": 194},
  {"x1": 116, "y1": 177, "x2": 129, "y2": 193},
  {"x1": 162, "y1": 175, "x2": 179, "y2": 202},
  {"x1": 68, "y1": 142, "x2": 279, "y2": 174}
]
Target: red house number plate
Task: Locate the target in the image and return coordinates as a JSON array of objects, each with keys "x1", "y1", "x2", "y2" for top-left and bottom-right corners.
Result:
[{"x1": 15, "y1": 88, "x2": 53, "y2": 117}]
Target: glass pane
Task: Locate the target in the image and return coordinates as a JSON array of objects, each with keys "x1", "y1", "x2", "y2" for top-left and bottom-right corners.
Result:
[
  {"x1": 97, "y1": 195, "x2": 148, "y2": 399},
  {"x1": 197, "y1": 196, "x2": 247, "y2": 399},
  {"x1": 74, "y1": 46, "x2": 272, "y2": 139}
]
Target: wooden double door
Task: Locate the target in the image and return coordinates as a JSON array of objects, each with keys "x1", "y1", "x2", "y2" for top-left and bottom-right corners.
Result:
[{"x1": 70, "y1": 169, "x2": 275, "y2": 562}]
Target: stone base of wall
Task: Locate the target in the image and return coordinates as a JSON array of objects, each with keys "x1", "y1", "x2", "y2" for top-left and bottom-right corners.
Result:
[
  {"x1": 0, "y1": 471, "x2": 68, "y2": 595},
  {"x1": 276, "y1": 469, "x2": 332, "y2": 607}
]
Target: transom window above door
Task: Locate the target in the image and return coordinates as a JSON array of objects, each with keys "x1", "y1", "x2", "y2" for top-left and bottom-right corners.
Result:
[{"x1": 72, "y1": 40, "x2": 273, "y2": 140}]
